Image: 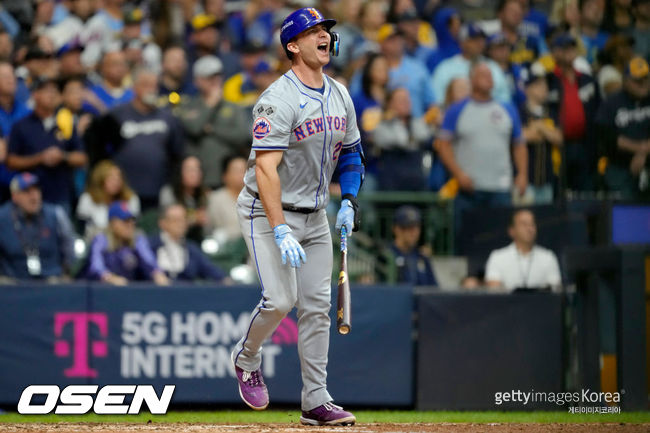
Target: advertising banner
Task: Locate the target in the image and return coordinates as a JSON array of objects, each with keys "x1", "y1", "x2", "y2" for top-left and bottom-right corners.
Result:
[{"x1": 0, "y1": 284, "x2": 414, "y2": 407}]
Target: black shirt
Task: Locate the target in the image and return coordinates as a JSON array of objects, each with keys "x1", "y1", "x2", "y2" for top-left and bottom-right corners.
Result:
[
  {"x1": 596, "y1": 89, "x2": 650, "y2": 168},
  {"x1": 86, "y1": 104, "x2": 184, "y2": 202},
  {"x1": 520, "y1": 103, "x2": 557, "y2": 187}
]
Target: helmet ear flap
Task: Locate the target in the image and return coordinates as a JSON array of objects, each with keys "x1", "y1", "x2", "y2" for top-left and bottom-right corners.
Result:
[{"x1": 329, "y1": 31, "x2": 340, "y2": 57}]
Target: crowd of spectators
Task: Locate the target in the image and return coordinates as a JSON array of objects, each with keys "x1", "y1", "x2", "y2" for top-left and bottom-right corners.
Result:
[{"x1": 0, "y1": 0, "x2": 648, "y2": 288}]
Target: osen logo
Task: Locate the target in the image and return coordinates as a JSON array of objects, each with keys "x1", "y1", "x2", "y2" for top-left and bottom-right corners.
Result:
[{"x1": 17, "y1": 385, "x2": 175, "y2": 415}]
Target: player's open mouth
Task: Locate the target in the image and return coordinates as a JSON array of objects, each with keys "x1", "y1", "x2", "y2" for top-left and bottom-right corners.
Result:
[{"x1": 317, "y1": 42, "x2": 328, "y2": 52}]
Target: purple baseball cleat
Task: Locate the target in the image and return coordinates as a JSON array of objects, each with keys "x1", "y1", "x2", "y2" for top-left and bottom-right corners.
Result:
[
  {"x1": 300, "y1": 402, "x2": 356, "y2": 426},
  {"x1": 231, "y1": 352, "x2": 269, "y2": 410}
]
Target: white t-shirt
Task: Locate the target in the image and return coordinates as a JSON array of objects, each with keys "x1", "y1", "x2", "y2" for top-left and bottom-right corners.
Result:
[
  {"x1": 76, "y1": 192, "x2": 141, "y2": 240},
  {"x1": 485, "y1": 243, "x2": 561, "y2": 291},
  {"x1": 156, "y1": 232, "x2": 187, "y2": 277},
  {"x1": 207, "y1": 188, "x2": 242, "y2": 241}
]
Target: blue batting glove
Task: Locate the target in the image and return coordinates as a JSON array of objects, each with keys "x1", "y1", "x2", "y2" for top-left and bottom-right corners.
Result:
[
  {"x1": 273, "y1": 224, "x2": 307, "y2": 268},
  {"x1": 335, "y1": 199, "x2": 355, "y2": 236}
]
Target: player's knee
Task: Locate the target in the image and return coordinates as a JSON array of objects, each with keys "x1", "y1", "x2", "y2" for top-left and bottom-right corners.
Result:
[
  {"x1": 296, "y1": 308, "x2": 330, "y2": 322},
  {"x1": 267, "y1": 296, "x2": 296, "y2": 316}
]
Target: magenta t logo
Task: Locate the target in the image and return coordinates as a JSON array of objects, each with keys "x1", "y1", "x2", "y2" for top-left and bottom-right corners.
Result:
[
  {"x1": 271, "y1": 317, "x2": 298, "y2": 345},
  {"x1": 53, "y1": 313, "x2": 108, "y2": 378}
]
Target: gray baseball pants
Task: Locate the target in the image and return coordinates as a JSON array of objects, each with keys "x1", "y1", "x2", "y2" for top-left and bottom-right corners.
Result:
[{"x1": 232, "y1": 199, "x2": 333, "y2": 411}]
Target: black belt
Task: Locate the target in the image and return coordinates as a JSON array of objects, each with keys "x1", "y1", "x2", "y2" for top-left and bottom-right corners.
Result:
[
  {"x1": 282, "y1": 205, "x2": 317, "y2": 214},
  {"x1": 247, "y1": 187, "x2": 318, "y2": 214}
]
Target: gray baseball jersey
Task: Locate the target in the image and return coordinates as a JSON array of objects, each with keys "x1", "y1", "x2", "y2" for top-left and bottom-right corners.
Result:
[
  {"x1": 232, "y1": 68, "x2": 361, "y2": 411},
  {"x1": 239, "y1": 69, "x2": 361, "y2": 212}
]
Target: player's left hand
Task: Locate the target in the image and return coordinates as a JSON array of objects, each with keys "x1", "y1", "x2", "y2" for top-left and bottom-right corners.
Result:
[
  {"x1": 336, "y1": 199, "x2": 355, "y2": 236},
  {"x1": 273, "y1": 224, "x2": 307, "y2": 268}
]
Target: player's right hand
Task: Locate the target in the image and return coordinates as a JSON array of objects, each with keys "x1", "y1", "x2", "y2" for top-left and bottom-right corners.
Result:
[
  {"x1": 335, "y1": 199, "x2": 355, "y2": 235},
  {"x1": 273, "y1": 224, "x2": 307, "y2": 268}
]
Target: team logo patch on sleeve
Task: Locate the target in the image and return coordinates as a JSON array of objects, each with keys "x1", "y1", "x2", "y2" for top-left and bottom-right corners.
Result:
[{"x1": 253, "y1": 117, "x2": 271, "y2": 140}]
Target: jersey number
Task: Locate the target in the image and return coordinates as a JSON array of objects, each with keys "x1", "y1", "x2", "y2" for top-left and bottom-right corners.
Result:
[{"x1": 333, "y1": 141, "x2": 343, "y2": 161}]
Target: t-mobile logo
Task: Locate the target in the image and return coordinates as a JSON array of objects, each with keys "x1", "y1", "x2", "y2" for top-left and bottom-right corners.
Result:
[{"x1": 54, "y1": 313, "x2": 108, "y2": 378}]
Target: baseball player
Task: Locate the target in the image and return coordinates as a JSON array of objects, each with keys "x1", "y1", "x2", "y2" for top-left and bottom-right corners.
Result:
[{"x1": 230, "y1": 7, "x2": 364, "y2": 426}]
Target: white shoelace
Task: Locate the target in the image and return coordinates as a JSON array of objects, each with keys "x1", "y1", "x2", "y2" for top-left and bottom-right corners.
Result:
[
  {"x1": 242, "y1": 370, "x2": 261, "y2": 386},
  {"x1": 323, "y1": 402, "x2": 343, "y2": 411}
]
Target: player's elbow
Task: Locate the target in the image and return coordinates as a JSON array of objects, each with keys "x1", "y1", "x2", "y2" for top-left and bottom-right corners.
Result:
[{"x1": 255, "y1": 159, "x2": 274, "y2": 180}]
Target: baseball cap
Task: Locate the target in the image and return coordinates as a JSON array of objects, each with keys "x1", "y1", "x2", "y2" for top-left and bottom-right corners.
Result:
[
  {"x1": 397, "y1": 9, "x2": 419, "y2": 22},
  {"x1": 57, "y1": 39, "x2": 84, "y2": 57},
  {"x1": 193, "y1": 55, "x2": 223, "y2": 78},
  {"x1": 241, "y1": 41, "x2": 267, "y2": 54},
  {"x1": 625, "y1": 56, "x2": 650, "y2": 79},
  {"x1": 253, "y1": 59, "x2": 272, "y2": 74},
  {"x1": 191, "y1": 14, "x2": 219, "y2": 31},
  {"x1": 551, "y1": 33, "x2": 577, "y2": 49},
  {"x1": 487, "y1": 32, "x2": 509, "y2": 47},
  {"x1": 459, "y1": 23, "x2": 487, "y2": 41},
  {"x1": 524, "y1": 61, "x2": 547, "y2": 86},
  {"x1": 10, "y1": 172, "x2": 39, "y2": 192},
  {"x1": 30, "y1": 75, "x2": 58, "y2": 91},
  {"x1": 108, "y1": 201, "x2": 135, "y2": 221},
  {"x1": 25, "y1": 46, "x2": 54, "y2": 61},
  {"x1": 123, "y1": 7, "x2": 144, "y2": 25},
  {"x1": 377, "y1": 24, "x2": 403, "y2": 43},
  {"x1": 394, "y1": 205, "x2": 422, "y2": 227}
]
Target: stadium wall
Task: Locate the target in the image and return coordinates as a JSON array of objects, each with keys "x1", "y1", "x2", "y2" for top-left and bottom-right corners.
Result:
[{"x1": 0, "y1": 282, "x2": 644, "y2": 410}]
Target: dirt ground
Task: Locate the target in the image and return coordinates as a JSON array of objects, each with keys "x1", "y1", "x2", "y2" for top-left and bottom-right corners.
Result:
[{"x1": 0, "y1": 423, "x2": 648, "y2": 433}]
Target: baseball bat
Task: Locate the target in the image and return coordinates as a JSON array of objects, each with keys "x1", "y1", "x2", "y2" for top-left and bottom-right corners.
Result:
[{"x1": 337, "y1": 226, "x2": 351, "y2": 335}]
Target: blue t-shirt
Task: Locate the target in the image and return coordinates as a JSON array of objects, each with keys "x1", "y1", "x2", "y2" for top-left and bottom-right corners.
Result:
[
  {"x1": 522, "y1": 8, "x2": 550, "y2": 40},
  {"x1": 0, "y1": 98, "x2": 31, "y2": 137},
  {"x1": 229, "y1": 10, "x2": 275, "y2": 48},
  {"x1": 506, "y1": 63, "x2": 527, "y2": 111},
  {"x1": 581, "y1": 32, "x2": 610, "y2": 64},
  {"x1": 0, "y1": 98, "x2": 32, "y2": 191},
  {"x1": 351, "y1": 89, "x2": 379, "y2": 125},
  {"x1": 8, "y1": 112, "x2": 84, "y2": 206},
  {"x1": 510, "y1": 34, "x2": 546, "y2": 67},
  {"x1": 439, "y1": 98, "x2": 524, "y2": 192},
  {"x1": 388, "y1": 55, "x2": 436, "y2": 117},
  {"x1": 88, "y1": 83, "x2": 134, "y2": 112}
]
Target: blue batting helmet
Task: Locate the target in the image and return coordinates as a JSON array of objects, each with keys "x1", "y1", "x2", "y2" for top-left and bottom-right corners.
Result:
[{"x1": 280, "y1": 8, "x2": 338, "y2": 58}]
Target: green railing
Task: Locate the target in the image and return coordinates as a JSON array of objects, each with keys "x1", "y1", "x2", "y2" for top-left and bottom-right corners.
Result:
[
  {"x1": 135, "y1": 193, "x2": 455, "y2": 284},
  {"x1": 356, "y1": 191, "x2": 454, "y2": 255},
  {"x1": 332, "y1": 191, "x2": 455, "y2": 283}
]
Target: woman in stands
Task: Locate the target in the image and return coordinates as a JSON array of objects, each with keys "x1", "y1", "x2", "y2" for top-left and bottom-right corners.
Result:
[
  {"x1": 158, "y1": 155, "x2": 209, "y2": 243},
  {"x1": 76, "y1": 160, "x2": 140, "y2": 240}
]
